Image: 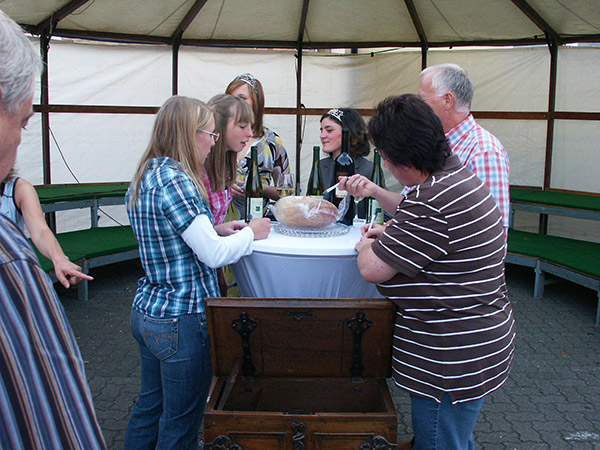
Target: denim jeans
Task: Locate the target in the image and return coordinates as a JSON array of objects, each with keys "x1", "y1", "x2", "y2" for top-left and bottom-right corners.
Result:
[
  {"x1": 410, "y1": 394, "x2": 485, "y2": 450},
  {"x1": 124, "y1": 309, "x2": 213, "y2": 450}
]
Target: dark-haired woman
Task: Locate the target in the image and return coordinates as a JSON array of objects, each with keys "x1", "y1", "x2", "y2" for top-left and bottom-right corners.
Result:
[
  {"x1": 341, "y1": 94, "x2": 515, "y2": 450},
  {"x1": 319, "y1": 107, "x2": 378, "y2": 219}
]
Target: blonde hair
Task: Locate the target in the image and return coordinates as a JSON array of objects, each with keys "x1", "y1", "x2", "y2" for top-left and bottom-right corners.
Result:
[
  {"x1": 226, "y1": 76, "x2": 265, "y2": 138},
  {"x1": 205, "y1": 94, "x2": 253, "y2": 192},
  {"x1": 129, "y1": 96, "x2": 212, "y2": 207}
]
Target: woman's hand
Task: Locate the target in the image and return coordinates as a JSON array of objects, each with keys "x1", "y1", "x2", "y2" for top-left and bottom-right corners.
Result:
[
  {"x1": 231, "y1": 183, "x2": 245, "y2": 199},
  {"x1": 53, "y1": 256, "x2": 94, "y2": 289},
  {"x1": 338, "y1": 175, "x2": 378, "y2": 199},
  {"x1": 360, "y1": 222, "x2": 385, "y2": 239},
  {"x1": 354, "y1": 235, "x2": 375, "y2": 253},
  {"x1": 248, "y1": 217, "x2": 271, "y2": 240},
  {"x1": 215, "y1": 220, "x2": 247, "y2": 236}
]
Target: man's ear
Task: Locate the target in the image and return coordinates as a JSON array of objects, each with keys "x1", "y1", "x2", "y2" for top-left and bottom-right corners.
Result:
[{"x1": 442, "y1": 91, "x2": 455, "y2": 110}]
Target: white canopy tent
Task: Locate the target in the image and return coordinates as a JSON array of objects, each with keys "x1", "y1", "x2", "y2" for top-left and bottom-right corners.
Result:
[{"x1": 2, "y1": 1, "x2": 599, "y2": 239}]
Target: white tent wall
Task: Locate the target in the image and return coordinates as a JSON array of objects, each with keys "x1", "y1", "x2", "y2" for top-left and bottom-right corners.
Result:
[{"x1": 15, "y1": 39, "x2": 600, "y2": 240}]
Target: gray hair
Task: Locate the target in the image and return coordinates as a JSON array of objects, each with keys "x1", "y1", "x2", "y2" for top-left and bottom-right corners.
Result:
[
  {"x1": 0, "y1": 10, "x2": 41, "y2": 115},
  {"x1": 421, "y1": 64, "x2": 473, "y2": 114}
]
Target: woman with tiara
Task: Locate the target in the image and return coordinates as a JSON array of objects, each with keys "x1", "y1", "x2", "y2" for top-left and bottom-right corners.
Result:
[
  {"x1": 226, "y1": 73, "x2": 291, "y2": 217},
  {"x1": 319, "y1": 107, "x2": 378, "y2": 219}
]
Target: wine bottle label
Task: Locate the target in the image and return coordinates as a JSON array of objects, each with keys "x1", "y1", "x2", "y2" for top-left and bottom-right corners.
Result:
[
  {"x1": 368, "y1": 199, "x2": 384, "y2": 224},
  {"x1": 246, "y1": 197, "x2": 263, "y2": 220},
  {"x1": 335, "y1": 171, "x2": 348, "y2": 198}
]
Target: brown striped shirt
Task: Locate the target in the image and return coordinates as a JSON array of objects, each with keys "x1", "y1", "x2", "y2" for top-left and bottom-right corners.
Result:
[{"x1": 372, "y1": 154, "x2": 515, "y2": 404}]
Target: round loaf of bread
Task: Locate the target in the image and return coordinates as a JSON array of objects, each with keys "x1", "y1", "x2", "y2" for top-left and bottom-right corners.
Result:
[{"x1": 273, "y1": 196, "x2": 338, "y2": 228}]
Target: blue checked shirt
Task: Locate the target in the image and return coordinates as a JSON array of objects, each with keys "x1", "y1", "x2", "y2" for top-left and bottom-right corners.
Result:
[{"x1": 126, "y1": 157, "x2": 220, "y2": 318}]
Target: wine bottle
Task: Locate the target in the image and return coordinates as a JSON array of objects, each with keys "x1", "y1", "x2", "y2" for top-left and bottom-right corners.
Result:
[
  {"x1": 333, "y1": 128, "x2": 355, "y2": 225},
  {"x1": 245, "y1": 146, "x2": 263, "y2": 222},
  {"x1": 367, "y1": 148, "x2": 386, "y2": 225},
  {"x1": 306, "y1": 146, "x2": 324, "y2": 198}
]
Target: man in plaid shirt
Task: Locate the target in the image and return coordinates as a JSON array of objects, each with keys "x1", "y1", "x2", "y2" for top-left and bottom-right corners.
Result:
[{"x1": 417, "y1": 63, "x2": 510, "y2": 231}]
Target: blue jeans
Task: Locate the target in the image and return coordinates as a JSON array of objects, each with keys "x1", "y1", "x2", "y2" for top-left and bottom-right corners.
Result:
[
  {"x1": 124, "y1": 310, "x2": 213, "y2": 450},
  {"x1": 411, "y1": 394, "x2": 485, "y2": 450}
]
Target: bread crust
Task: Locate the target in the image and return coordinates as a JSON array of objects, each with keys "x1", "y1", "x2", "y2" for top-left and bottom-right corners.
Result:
[{"x1": 273, "y1": 196, "x2": 338, "y2": 227}]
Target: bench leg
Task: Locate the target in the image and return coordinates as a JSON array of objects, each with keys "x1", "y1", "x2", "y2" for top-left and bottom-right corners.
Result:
[
  {"x1": 533, "y1": 261, "x2": 544, "y2": 299},
  {"x1": 596, "y1": 291, "x2": 600, "y2": 328},
  {"x1": 77, "y1": 260, "x2": 90, "y2": 302}
]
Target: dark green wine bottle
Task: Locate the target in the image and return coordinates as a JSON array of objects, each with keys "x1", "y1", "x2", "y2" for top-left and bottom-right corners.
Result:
[
  {"x1": 245, "y1": 146, "x2": 263, "y2": 222},
  {"x1": 367, "y1": 149, "x2": 386, "y2": 225},
  {"x1": 306, "y1": 146, "x2": 324, "y2": 198},
  {"x1": 333, "y1": 128, "x2": 355, "y2": 225}
]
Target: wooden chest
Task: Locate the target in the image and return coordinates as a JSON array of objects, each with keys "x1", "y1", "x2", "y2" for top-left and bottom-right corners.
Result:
[{"x1": 203, "y1": 297, "x2": 398, "y2": 450}]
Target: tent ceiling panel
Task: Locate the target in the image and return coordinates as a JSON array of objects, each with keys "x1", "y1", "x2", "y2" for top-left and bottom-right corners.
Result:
[
  {"x1": 2, "y1": 0, "x2": 66, "y2": 26},
  {"x1": 303, "y1": 0, "x2": 418, "y2": 43},
  {"x1": 58, "y1": 0, "x2": 196, "y2": 38},
  {"x1": 3, "y1": 0, "x2": 600, "y2": 46},
  {"x1": 185, "y1": 0, "x2": 303, "y2": 42},
  {"x1": 528, "y1": 0, "x2": 600, "y2": 36},
  {"x1": 415, "y1": 0, "x2": 543, "y2": 42}
]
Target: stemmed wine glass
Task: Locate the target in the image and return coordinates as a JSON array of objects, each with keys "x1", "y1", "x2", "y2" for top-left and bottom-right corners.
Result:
[
  {"x1": 277, "y1": 172, "x2": 295, "y2": 198},
  {"x1": 353, "y1": 195, "x2": 364, "y2": 226}
]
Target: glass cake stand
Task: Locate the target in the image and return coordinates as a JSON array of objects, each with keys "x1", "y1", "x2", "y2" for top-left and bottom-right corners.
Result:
[{"x1": 273, "y1": 222, "x2": 349, "y2": 238}]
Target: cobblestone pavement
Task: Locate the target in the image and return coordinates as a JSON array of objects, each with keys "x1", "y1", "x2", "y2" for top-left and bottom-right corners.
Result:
[{"x1": 57, "y1": 261, "x2": 600, "y2": 449}]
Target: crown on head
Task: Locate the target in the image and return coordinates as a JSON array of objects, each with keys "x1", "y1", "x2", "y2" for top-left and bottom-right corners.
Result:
[
  {"x1": 234, "y1": 73, "x2": 259, "y2": 95},
  {"x1": 326, "y1": 108, "x2": 344, "y2": 123}
]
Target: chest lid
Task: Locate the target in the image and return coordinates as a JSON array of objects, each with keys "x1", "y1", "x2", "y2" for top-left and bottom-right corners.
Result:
[{"x1": 205, "y1": 297, "x2": 394, "y2": 378}]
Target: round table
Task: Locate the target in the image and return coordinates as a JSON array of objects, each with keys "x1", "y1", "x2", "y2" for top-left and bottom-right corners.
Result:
[{"x1": 231, "y1": 223, "x2": 382, "y2": 298}]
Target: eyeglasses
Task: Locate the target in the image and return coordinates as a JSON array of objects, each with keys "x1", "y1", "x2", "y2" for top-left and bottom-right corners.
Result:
[{"x1": 197, "y1": 129, "x2": 220, "y2": 142}]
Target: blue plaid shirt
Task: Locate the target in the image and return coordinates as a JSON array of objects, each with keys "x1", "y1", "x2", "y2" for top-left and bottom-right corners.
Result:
[{"x1": 126, "y1": 157, "x2": 219, "y2": 318}]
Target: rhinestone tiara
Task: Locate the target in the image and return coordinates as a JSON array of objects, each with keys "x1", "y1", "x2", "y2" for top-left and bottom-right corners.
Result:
[
  {"x1": 325, "y1": 108, "x2": 344, "y2": 123},
  {"x1": 234, "y1": 73, "x2": 259, "y2": 95}
]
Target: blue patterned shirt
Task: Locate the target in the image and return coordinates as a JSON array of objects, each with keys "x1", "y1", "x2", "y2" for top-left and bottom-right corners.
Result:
[
  {"x1": 126, "y1": 157, "x2": 219, "y2": 318},
  {"x1": 0, "y1": 216, "x2": 106, "y2": 449}
]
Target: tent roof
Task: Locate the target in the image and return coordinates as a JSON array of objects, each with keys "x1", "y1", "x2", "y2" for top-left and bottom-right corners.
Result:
[{"x1": 5, "y1": 0, "x2": 600, "y2": 48}]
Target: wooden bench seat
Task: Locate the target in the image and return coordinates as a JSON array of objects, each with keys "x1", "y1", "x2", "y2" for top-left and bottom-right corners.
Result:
[
  {"x1": 507, "y1": 229, "x2": 600, "y2": 326},
  {"x1": 34, "y1": 225, "x2": 139, "y2": 301}
]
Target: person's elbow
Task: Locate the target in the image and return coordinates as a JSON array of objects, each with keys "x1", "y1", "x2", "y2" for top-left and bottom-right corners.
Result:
[
  {"x1": 359, "y1": 265, "x2": 393, "y2": 284},
  {"x1": 357, "y1": 248, "x2": 397, "y2": 284}
]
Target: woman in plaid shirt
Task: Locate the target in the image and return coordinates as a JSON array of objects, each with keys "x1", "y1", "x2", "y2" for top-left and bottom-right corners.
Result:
[{"x1": 125, "y1": 96, "x2": 270, "y2": 449}]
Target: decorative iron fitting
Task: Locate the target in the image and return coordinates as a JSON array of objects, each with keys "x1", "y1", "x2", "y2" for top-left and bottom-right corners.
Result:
[
  {"x1": 232, "y1": 311, "x2": 257, "y2": 378},
  {"x1": 359, "y1": 435, "x2": 399, "y2": 449},
  {"x1": 346, "y1": 310, "x2": 372, "y2": 378},
  {"x1": 204, "y1": 434, "x2": 242, "y2": 450},
  {"x1": 291, "y1": 420, "x2": 306, "y2": 450}
]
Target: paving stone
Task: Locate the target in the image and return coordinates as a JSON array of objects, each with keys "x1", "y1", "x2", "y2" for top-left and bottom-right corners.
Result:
[{"x1": 57, "y1": 261, "x2": 600, "y2": 449}]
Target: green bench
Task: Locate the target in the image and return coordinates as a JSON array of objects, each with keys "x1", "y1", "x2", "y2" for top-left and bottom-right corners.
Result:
[
  {"x1": 508, "y1": 188, "x2": 600, "y2": 327},
  {"x1": 507, "y1": 230, "x2": 600, "y2": 327},
  {"x1": 34, "y1": 225, "x2": 139, "y2": 301},
  {"x1": 33, "y1": 183, "x2": 139, "y2": 301}
]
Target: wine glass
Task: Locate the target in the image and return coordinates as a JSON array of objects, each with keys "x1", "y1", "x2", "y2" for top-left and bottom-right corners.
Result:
[
  {"x1": 353, "y1": 195, "x2": 365, "y2": 226},
  {"x1": 277, "y1": 173, "x2": 295, "y2": 198}
]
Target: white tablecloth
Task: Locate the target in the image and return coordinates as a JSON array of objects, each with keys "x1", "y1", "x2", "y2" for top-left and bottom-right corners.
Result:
[{"x1": 231, "y1": 224, "x2": 382, "y2": 298}]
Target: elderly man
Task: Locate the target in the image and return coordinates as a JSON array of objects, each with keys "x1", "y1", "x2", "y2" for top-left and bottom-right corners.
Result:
[
  {"x1": 417, "y1": 63, "x2": 510, "y2": 230},
  {"x1": 0, "y1": 10, "x2": 106, "y2": 449},
  {"x1": 348, "y1": 64, "x2": 510, "y2": 235}
]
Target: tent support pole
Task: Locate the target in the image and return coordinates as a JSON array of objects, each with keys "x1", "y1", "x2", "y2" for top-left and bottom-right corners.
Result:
[
  {"x1": 40, "y1": 28, "x2": 56, "y2": 231},
  {"x1": 540, "y1": 37, "x2": 558, "y2": 233},
  {"x1": 294, "y1": 0, "x2": 309, "y2": 193},
  {"x1": 295, "y1": 46, "x2": 303, "y2": 194},
  {"x1": 172, "y1": 39, "x2": 180, "y2": 95},
  {"x1": 40, "y1": 30, "x2": 51, "y2": 185}
]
